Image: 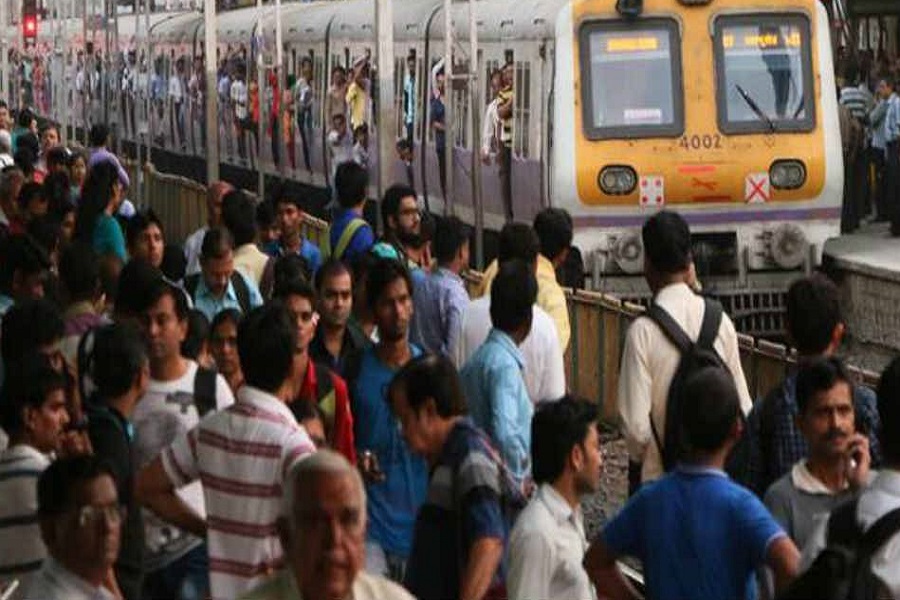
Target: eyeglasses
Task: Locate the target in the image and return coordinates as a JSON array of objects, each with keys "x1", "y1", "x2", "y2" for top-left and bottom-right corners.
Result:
[{"x1": 76, "y1": 503, "x2": 125, "y2": 529}]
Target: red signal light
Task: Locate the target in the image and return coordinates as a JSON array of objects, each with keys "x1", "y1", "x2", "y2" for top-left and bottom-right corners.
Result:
[{"x1": 23, "y1": 15, "x2": 37, "y2": 39}]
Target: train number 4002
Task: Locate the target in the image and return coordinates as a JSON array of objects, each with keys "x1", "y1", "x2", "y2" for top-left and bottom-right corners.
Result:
[{"x1": 679, "y1": 134, "x2": 722, "y2": 150}]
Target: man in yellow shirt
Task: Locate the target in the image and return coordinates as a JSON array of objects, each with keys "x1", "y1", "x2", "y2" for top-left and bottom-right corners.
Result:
[
  {"x1": 474, "y1": 211, "x2": 572, "y2": 352},
  {"x1": 346, "y1": 57, "x2": 370, "y2": 132}
]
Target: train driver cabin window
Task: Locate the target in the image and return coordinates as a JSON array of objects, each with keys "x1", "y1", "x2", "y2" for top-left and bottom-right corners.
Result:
[
  {"x1": 713, "y1": 14, "x2": 815, "y2": 134},
  {"x1": 578, "y1": 19, "x2": 683, "y2": 140}
]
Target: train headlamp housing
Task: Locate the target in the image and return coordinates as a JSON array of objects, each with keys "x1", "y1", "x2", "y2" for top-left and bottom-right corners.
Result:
[
  {"x1": 598, "y1": 166, "x2": 637, "y2": 196},
  {"x1": 612, "y1": 232, "x2": 644, "y2": 275},
  {"x1": 770, "y1": 223, "x2": 808, "y2": 270},
  {"x1": 769, "y1": 160, "x2": 806, "y2": 190}
]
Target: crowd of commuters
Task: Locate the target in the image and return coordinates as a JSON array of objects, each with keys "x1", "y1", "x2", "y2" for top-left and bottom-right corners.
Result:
[{"x1": 2, "y1": 105, "x2": 900, "y2": 600}]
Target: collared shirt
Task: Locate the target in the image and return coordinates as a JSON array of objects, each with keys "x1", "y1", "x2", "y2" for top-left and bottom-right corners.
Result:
[
  {"x1": 327, "y1": 208, "x2": 374, "y2": 265},
  {"x1": 508, "y1": 483, "x2": 595, "y2": 600},
  {"x1": 405, "y1": 418, "x2": 506, "y2": 600},
  {"x1": 618, "y1": 282, "x2": 753, "y2": 483},
  {"x1": 24, "y1": 557, "x2": 115, "y2": 600},
  {"x1": 309, "y1": 321, "x2": 370, "y2": 378},
  {"x1": 763, "y1": 461, "x2": 863, "y2": 549},
  {"x1": 801, "y1": 469, "x2": 900, "y2": 598},
  {"x1": 87, "y1": 148, "x2": 130, "y2": 188},
  {"x1": 476, "y1": 255, "x2": 571, "y2": 351},
  {"x1": 455, "y1": 296, "x2": 565, "y2": 405},
  {"x1": 460, "y1": 329, "x2": 534, "y2": 486},
  {"x1": 234, "y1": 243, "x2": 272, "y2": 287},
  {"x1": 327, "y1": 130, "x2": 354, "y2": 178},
  {"x1": 262, "y1": 238, "x2": 321, "y2": 276},
  {"x1": 430, "y1": 95, "x2": 445, "y2": 151},
  {"x1": 190, "y1": 270, "x2": 264, "y2": 322},
  {"x1": 0, "y1": 444, "x2": 50, "y2": 594},
  {"x1": 410, "y1": 267, "x2": 469, "y2": 358},
  {"x1": 183, "y1": 226, "x2": 208, "y2": 276},
  {"x1": 161, "y1": 386, "x2": 316, "y2": 600},
  {"x1": 239, "y1": 568, "x2": 415, "y2": 600},
  {"x1": 746, "y1": 373, "x2": 881, "y2": 496},
  {"x1": 839, "y1": 84, "x2": 873, "y2": 121}
]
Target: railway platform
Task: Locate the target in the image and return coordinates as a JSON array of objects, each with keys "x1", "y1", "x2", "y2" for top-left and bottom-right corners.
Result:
[{"x1": 823, "y1": 222, "x2": 900, "y2": 365}]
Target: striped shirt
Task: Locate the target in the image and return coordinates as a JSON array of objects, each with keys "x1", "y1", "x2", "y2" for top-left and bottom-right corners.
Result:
[
  {"x1": 0, "y1": 445, "x2": 50, "y2": 596},
  {"x1": 161, "y1": 386, "x2": 316, "y2": 600},
  {"x1": 885, "y1": 94, "x2": 900, "y2": 144},
  {"x1": 839, "y1": 84, "x2": 872, "y2": 121},
  {"x1": 498, "y1": 87, "x2": 513, "y2": 145}
]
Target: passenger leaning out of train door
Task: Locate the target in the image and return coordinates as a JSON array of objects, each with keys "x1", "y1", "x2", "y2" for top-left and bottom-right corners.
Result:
[
  {"x1": 497, "y1": 62, "x2": 515, "y2": 223},
  {"x1": 617, "y1": 211, "x2": 752, "y2": 488}
]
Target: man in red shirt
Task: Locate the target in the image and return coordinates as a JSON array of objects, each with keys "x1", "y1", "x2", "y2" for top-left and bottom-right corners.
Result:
[{"x1": 273, "y1": 275, "x2": 356, "y2": 463}]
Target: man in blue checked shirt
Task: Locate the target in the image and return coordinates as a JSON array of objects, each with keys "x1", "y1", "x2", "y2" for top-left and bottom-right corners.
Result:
[
  {"x1": 883, "y1": 77, "x2": 900, "y2": 235},
  {"x1": 460, "y1": 259, "x2": 537, "y2": 490}
]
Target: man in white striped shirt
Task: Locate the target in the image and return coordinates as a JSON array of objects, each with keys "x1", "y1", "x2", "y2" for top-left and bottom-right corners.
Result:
[
  {"x1": 137, "y1": 303, "x2": 316, "y2": 600},
  {"x1": 0, "y1": 358, "x2": 70, "y2": 599}
]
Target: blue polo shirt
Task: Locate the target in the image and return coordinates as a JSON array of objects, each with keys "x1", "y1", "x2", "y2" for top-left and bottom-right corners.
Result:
[
  {"x1": 263, "y1": 238, "x2": 322, "y2": 275},
  {"x1": 189, "y1": 271, "x2": 264, "y2": 322},
  {"x1": 349, "y1": 345, "x2": 428, "y2": 558},
  {"x1": 328, "y1": 208, "x2": 374, "y2": 264},
  {"x1": 602, "y1": 466, "x2": 786, "y2": 600}
]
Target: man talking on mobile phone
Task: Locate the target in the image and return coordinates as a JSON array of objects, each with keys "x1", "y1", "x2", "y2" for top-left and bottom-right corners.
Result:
[{"x1": 763, "y1": 357, "x2": 873, "y2": 550}]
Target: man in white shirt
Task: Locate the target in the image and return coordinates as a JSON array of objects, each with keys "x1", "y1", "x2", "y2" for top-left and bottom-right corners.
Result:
[
  {"x1": 231, "y1": 67, "x2": 249, "y2": 162},
  {"x1": 618, "y1": 210, "x2": 751, "y2": 485},
  {"x1": 137, "y1": 303, "x2": 316, "y2": 600},
  {"x1": 454, "y1": 224, "x2": 565, "y2": 405},
  {"x1": 132, "y1": 279, "x2": 234, "y2": 600},
  {"x1": 27, "y1": 455, "x2": 121, "y2": 600},
  {"x1": 168, "y1": 59, "x2": 186, "y2": 149},
  {"x1": 799, "y1": 356, "x2": 900, "y2": 597},
  {"x1": 184, "y1": 180, "x2": 232, "y2": 276},
  {"x1": 327, "y1": 113, "x2": 354, "y2": 186},
  {"x1": 508, "y1": 397, "x2": 601, "y2": 599}
]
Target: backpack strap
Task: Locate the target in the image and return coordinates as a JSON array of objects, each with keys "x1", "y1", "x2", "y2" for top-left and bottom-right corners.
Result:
[
  {"x1": 858, "y1": 506, "x2": 900, "y2": 556},
  {"x1": 645, "y1": 303, "x2": 692, "y2": 354},
  {"x1": 193, "y1": 366, "x2": 218, "y2": 417},
  {"x1": 230, "y1": 272, "x2": 252, "y2": 315},
  {"x1": 334, "y1": 218, "x2": 368, "y2": 260},
  {"x1": 697, "y1": 298, "x2": 723, "y2": 350},
  {"x1": 827, "y1": 498, "x2": 864, "y2": 547}
]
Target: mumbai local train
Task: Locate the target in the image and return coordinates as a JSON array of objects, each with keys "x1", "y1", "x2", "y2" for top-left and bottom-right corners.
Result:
[{"x1": 9, "y1": 0, "x2": 842, "y2": 334}]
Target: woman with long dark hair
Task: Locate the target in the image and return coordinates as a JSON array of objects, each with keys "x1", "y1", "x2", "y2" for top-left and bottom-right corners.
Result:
[{"x1": 74, "y1": 160, "x2": 126, "y2": 262}]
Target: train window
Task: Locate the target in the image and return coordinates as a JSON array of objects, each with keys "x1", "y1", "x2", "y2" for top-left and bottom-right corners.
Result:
[
  {"x1": 713, "y1": 14, "x2": 814, "y2": 134},
  {"x1": 578, "y1": 18, "x2": 683, "y2": 139}
]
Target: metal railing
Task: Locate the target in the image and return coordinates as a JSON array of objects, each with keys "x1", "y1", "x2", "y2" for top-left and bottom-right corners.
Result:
[{"x1": 137, "y1": 164, "x2": 881, "y2": 418}]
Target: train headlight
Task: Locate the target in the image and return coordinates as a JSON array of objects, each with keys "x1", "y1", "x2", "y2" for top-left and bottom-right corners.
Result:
[
  {"x1": 598, "y1": 166, "x2": 637, "y2": 196},
  {"x1": 769, "y1": 160, "x2": 806, "y2": 190},
  {"x1": 612, "y1": 232, "x2": 644, "y2": 274},
  {"x1": 770, "y1": 224, "x2": 807, "y2": 270}
]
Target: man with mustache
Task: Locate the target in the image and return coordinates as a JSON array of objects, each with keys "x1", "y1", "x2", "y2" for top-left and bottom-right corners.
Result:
[{"x1": 763, "y1": 357, "x2": 872, "y2": 549}]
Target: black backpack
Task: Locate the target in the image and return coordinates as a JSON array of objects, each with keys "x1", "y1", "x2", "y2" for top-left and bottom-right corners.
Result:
[
  {"x1": 778, "y1": 499, "x2": 900, "y2": 600},
  {"x1": 645, "y1": 297, "x2": 726, "y2": 472},
  {"x1": 184, "y1": 272, "x2": 252, "y2": 315}
]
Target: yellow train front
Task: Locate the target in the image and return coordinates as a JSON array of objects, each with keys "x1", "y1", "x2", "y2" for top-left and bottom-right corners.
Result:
[{"x1": 552, "y1": 0, "x2": 843, "y2": 331}]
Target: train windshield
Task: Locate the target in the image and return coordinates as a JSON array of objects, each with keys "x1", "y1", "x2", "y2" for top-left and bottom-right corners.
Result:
[
  {"x1": 714, "y1": 15, "x2": 815, "y2": 133},
  {"x1": 579, "y1": 20, "x2": 683, "y2": 139}
]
